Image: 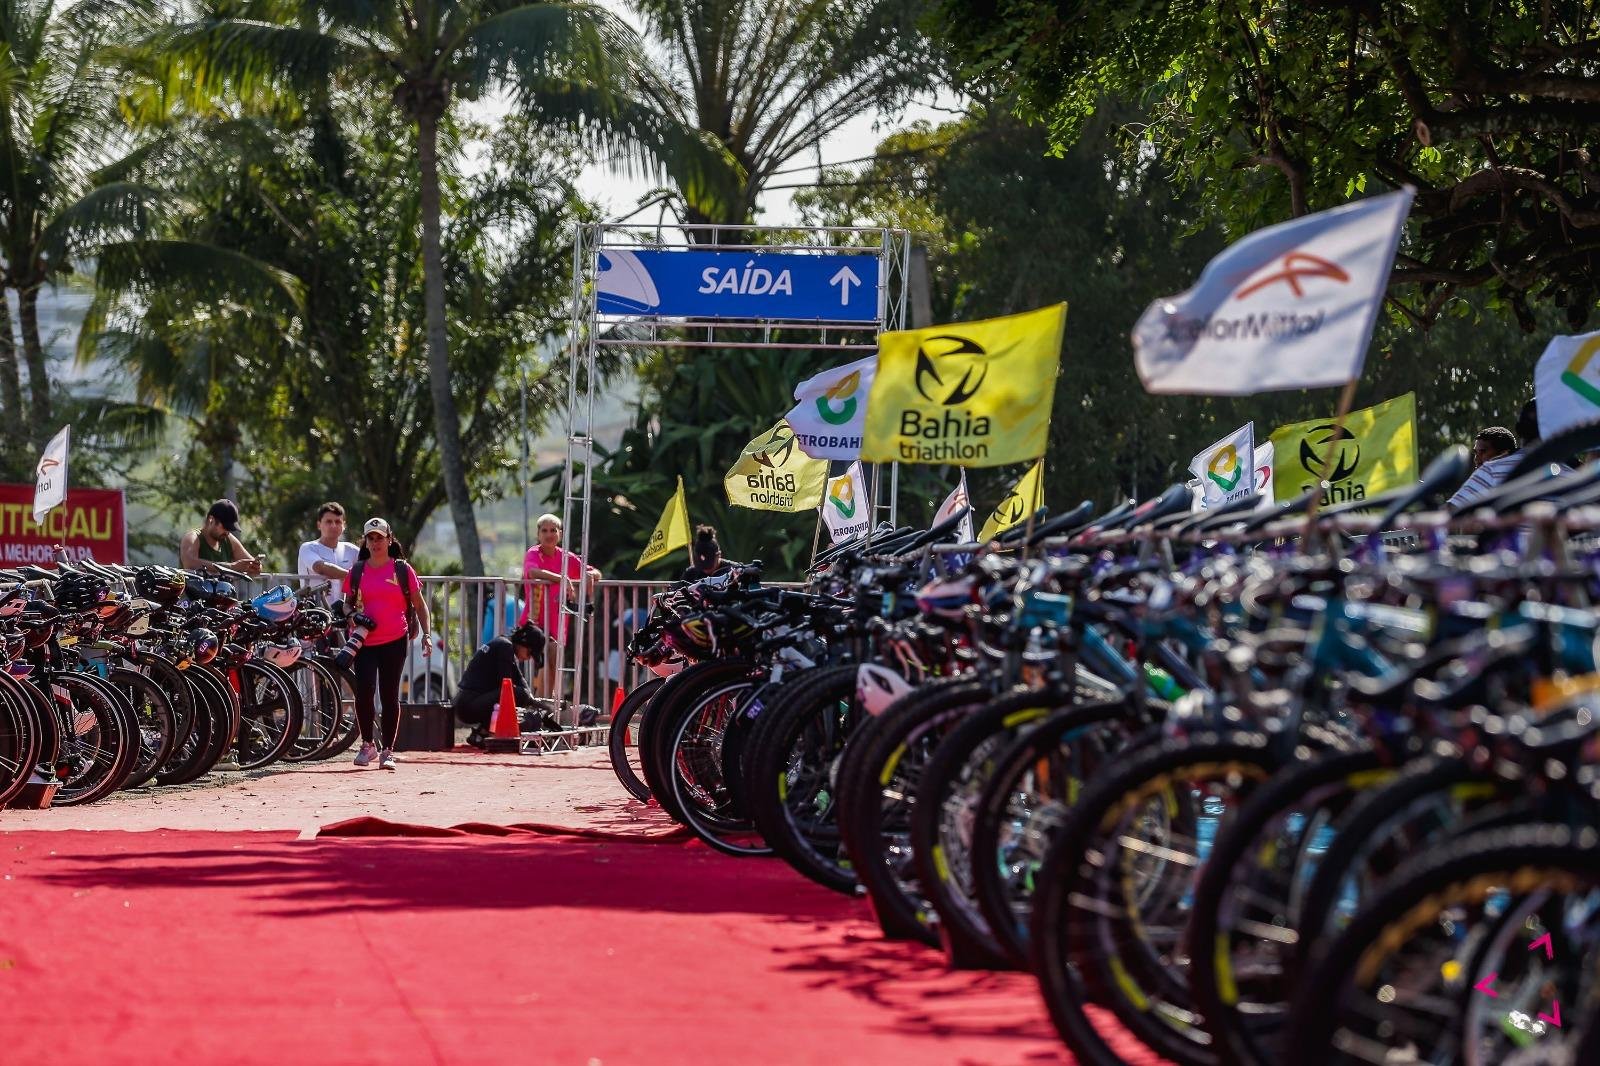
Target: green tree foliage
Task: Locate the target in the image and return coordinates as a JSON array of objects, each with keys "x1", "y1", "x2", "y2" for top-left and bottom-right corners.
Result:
[
  {"x1": 154, "y1": 0, "x2": 731, "y2": 573},
  {"x1": 629, "y1": 0, "x2": 935, "y2": 228},
  {"x1": 796, "y1": 106, "x2": 1551, "y2": 512},
  {"x1": 932, "y1": 1, "x2": 1600, "y2": 328},
  {"x1": 84, "y1": 100, "x2": 585, "y2": 568}
]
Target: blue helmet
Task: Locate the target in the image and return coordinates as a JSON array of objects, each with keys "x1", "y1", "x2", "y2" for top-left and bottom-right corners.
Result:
[{"x1": 251, "y1": 584, "x2": 298, "y2": 623}]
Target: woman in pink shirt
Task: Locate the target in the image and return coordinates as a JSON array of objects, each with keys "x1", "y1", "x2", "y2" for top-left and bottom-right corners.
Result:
[
  {"x1": 519, "y1": 514, "x2": 600, "y2": 692},
  {"x1": 343, "y1": 518, "x2": 432, "y2": 769}
]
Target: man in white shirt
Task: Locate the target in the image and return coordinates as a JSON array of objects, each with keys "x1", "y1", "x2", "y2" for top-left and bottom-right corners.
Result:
[
  {"x1": 1448, "y1": 426, "x2": 1520, "y2": 510},
  {"x1": 297, "y1": 502, "x2": 359, "y2": 604}
]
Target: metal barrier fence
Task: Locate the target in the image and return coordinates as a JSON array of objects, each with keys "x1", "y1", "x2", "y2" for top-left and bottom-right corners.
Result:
[{"x1": 252, "y1": 573, "x2": 718, "y2": 725}]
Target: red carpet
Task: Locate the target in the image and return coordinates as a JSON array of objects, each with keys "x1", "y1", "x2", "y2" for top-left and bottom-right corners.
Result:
[{"x1": 0, "y1": 830, "x2": 1160, "y2": 1065}]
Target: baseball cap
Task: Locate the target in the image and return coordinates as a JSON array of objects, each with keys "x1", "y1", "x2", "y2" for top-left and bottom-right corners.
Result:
[
  {"x1": 207, "y1": 499, "x2": 241, "y2": 533},
  {"x1": 362, "y1": 517, "x2": 392, "y2": 538}
]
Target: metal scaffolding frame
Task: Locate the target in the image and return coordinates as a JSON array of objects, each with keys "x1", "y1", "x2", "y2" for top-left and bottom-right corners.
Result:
[{"x1": 553, "y1": 221, "x2": 911, "y2": 718}]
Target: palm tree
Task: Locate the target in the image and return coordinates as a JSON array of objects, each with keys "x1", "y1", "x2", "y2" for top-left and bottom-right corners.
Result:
[
  {"x1": 0, "y1": 0, "x2": 168, "y2": 445},
  {"x1": 157, "y1": 0, "x2": 728, "y2": 575},
  {"x1": 629, "y1": 0, "x2": 934, "y2": 233}
]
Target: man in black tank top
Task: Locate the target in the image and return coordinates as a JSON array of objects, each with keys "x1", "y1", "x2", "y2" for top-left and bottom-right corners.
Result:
[{"x1": 178, "y1": 499, "x2": 261, "y2": 575}]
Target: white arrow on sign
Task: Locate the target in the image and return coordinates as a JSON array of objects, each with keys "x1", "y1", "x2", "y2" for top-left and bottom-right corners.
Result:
[{"x1": 829, "y1": 265, "x2": 861, "y2": 306}]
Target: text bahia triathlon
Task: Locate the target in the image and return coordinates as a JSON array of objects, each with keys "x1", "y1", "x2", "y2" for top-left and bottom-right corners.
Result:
[
  {"x1": 896, "y1": 336, "x2": 995, "y2": 463},
  {"x1": 744, "y1": 469, "x2": 802, "y2": 508}
]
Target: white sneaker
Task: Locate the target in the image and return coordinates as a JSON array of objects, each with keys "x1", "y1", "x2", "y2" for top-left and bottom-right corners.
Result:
[
  {"x1": 378, "y1": 749, "x2": 397, "y2": 771},
  {"x1": 353, "y1": 741, "x2": 377, "y2": 767}
]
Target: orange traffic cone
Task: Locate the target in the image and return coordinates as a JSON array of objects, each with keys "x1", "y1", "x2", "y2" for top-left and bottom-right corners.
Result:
[
  {"x1": 485, "y1": 677, "x2": 522, "y2": 753},
  {"x1": 610, "y1": 685, "x2": 629, "y2": 745}
]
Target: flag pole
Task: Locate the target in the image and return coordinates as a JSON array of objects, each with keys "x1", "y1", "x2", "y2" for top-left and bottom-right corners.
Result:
[
  {"x1": 808, "y1": 506, "x2": 824, "y2": 569},
  {"x1": 1303, "y1": 378, "x2": 1360, "y2": 526}
]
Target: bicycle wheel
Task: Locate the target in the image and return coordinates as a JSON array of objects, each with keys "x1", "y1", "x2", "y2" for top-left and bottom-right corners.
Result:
[
  {"x1": 640, "y1": 661, "x2": 755, "y2": 819},
  {"x1": 911, "y1": 688, "x2": 1111, "y2": 969},
  {"x1": 665, "y1": 672, "x2": 771, "y2": 855},
  {"x1": 282, "y1": 658, "x2": 341, "y2": 762},
  {"x1": 1030, "y1": 733, "x2": 1278, "y2": 1066},
  {"x1": 1187, "y1": 747, "x2": 1392, "y2": 1066},
  {"x1": 1285, "y1": 824, "x2": 1600, "y2": 1066},
  {"x1": 608, "y1": 676, "x2": 665, "y2": 801},
  {"x1": 39, "y1": 671, "x2": 139, "y2": 805},
  {"x1": 745, "y1": 662, "x2": 867, "y2": 894},
  {"x1": 835, "y1": 677, "x2": 992, "y2": 944},
  {"x1": 154, "y1": 670, "x2": 218, "y2": 785},
  {"x1": 163, "y1": 666, "x2": 236, "y2": 784},
  {"x1": 109, "y1": 666, "x2": 178, "y2": 791},
  {"x1": 0, "y1": 672, "x2": 41, "y2": 808},
  {"x1": 969, "y1": 703, "x2": 1151, "y2": 968},
  {"x1": 312, "y1": 656, "x2": 360, "y2": 759},
  {"x1": 233, "y1": 659, "x2": 304, "y2": 770}
]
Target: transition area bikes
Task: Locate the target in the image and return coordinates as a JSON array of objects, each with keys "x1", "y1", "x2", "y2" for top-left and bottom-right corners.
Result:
[
  {"x1": 0, "y1": 560, "x2": 360, "y2": 808},
  {"x1": 609, "y1": 434, "x2": 1600, "y2": 1065}
]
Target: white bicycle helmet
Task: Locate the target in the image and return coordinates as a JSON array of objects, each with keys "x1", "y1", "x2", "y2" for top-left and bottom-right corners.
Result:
[
  {"x1": 856, "y1": 662, "x2": 914, "y2": 717},
  {"x1": 262, "y1": 641, "x2": 303, "y2": 669}
]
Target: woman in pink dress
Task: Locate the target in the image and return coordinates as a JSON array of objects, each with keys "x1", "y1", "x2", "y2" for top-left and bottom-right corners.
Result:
[{"x1": 518, "y1": 513, "x2": 600, "y2": 693}]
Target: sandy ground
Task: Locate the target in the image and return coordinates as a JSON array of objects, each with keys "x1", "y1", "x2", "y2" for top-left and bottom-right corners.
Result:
[{"x1": 2, "y1": 745, "x2": 662, "y2": 836}]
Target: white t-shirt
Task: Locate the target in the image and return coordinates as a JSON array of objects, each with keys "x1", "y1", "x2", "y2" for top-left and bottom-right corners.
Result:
[{"x1": 297, "y1": 540, "x2": 359, "y2": 603}]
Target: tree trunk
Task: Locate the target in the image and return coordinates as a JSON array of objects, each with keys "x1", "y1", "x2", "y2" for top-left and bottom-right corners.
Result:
[
  {"x1": 18, "y1": 283, "x2": 52, "y2": 441},
  {"x1": 414, "y1": 104, "x2": 485, "y2": 575},
  {"x1": 0, "y1": 290, "x2": 24, "y2": 463}
]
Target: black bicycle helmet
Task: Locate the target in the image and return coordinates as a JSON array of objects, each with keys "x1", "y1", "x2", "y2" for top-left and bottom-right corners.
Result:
[
  {"x1": 52, "y1": 573, "x2": 110, "y2": 612},
  {"x1": 135, "y1": 566, "x2": 186, "y2": 606}
]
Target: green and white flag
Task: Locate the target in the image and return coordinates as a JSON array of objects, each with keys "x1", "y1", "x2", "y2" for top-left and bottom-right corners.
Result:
[
  {"x1": 1536, "y1": 330, "x2": 1600, "y2": 438},
  {"x1": 821, "y1": 461, "x2": 870, "y2": 543},
  {"x1": 1188, "y1": 423, "x2": 1255, "y2": 511},
  {"x1": 786, "y1": 355, "x2": 876, "y2": 460}
]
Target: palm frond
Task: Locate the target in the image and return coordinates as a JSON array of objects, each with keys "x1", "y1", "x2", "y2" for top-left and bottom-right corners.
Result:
[{"x1": 93, "y1": 238, "x2": 306, "y2": 312}]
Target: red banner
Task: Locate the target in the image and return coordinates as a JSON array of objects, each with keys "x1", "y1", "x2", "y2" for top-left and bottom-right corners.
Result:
[{"x1": 0, "y1": 483, "x2": 127, "y2": 565}]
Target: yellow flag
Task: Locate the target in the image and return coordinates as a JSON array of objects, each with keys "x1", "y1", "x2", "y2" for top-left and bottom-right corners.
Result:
[
  {"x1": 1269, "y1": 393, "x2": 1418, "y2": 505},
  {"x1": 723, "y1": 419, "x2": 828, "y2": 512},
  {"x1": 636, "y1": 476, "x2": 692, "y2": 570},
  {"x1": 978, "y1": 460, "x2": 1045, "y2": 541},
  {"x1": 861, "y1": 303, "x2": 1066, "y2": 467}
]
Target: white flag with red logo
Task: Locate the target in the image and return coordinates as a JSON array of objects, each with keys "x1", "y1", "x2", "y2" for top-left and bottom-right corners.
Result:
[
  {"x1": 932, "y1": 471, "x2": 975, "y2": 542},
  {"x1": 1133, "y1": 189, "x2": 1413, "y2": 394},
  {"x1": 33, "y1": 424, "x2": 70, "y2": 524},
  {"x1": 1253, "y1": 441, "x2": 1275, "y2": 502}
]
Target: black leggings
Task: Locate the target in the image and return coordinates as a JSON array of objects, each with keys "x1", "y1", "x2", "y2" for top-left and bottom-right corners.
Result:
[
  {"x1": 353, "y1": 638, "x2": 407, "y2": 748},
  {"x1": 453, "y1": 687, "x2": 501, "y2": 728}
]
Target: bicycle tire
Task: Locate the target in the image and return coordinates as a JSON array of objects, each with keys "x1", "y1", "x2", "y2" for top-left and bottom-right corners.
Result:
[
  {"x1": 836, "y1": 677, "x2": 993, "y2": 944},
  {"x1": 1186, "y1": 747, "x2": 1390, "y2": 1066},
  {"x1": 745, "y1": 662, "x2": 868, "y2": 895},
  {"x1": 641, "y1": 661, "x2": 756, "y2": 822},
  {"x1": 911, "y1": 688, "x2": 1081, "y2": 969},
  {"x1": 109, "y1": 666, "x2": 178, "y2": 791},
  {"x1": 0, "y1": 672, "x2": 41, "y2": 808},
  {"x1": 969, "y1": 703, "x2": 1150, "y2": 968},
  {"x1": 315, "y1": 658, "x2": 360, "y2": 759},
  {"x1": 282, "y1": 657, "x2": 342, "y2": 762},
  {"x1": 1030, "y1": 733, "x2": 1278, "y2": 1066},
  {"x1": 665, "y1": 673, "x2": 771, "y2": 856},
  {"x1": 39, "y1": 671, "x2": 139, "y2": 805},
  {"x1": 232, "y1": 659, "x2": 304, "y2": 770},
  {"x1": 154, "y1": 670, "x2": 218, "y2": 785},
  {"x1": 1284, "y1": 823, "x2": 1600, "y2": 1066},
  {"x1": 608, "y1": 676, "x2": 665, "y2": 801}
]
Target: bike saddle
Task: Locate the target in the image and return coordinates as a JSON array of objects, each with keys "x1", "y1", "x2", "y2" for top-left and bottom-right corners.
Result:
[
  {"x1": 1183, "y1": 492, "x2": 1268, "y2": 536},
  {"x1": 18, "y1": 565, "x2": 55, "y2": 581},
  {"x1": 1120, "y1": 483, "x2": 1196, "y2": 533}
]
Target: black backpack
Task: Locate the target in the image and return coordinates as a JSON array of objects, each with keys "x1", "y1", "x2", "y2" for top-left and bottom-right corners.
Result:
[{"x1": 348, "y1": 558, "x2": 419, "y2": 636}]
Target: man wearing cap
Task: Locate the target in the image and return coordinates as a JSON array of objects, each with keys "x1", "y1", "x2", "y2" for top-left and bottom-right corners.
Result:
[{"x1": 179, "y1": 499, "x2": 262, "y2": 575}]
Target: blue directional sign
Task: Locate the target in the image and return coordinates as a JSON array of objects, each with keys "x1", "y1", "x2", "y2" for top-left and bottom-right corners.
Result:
[{"x1": 594, "y1": 249, "x2": 880, "y2": 323}]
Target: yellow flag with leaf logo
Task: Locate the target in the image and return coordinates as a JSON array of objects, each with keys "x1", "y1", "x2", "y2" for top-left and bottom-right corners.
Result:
[
  {"x1": 1268, "y1": 392, "x2": 1418, "y2": 505},
  {"x1": 978, "y1": 460, "x2": 1045, "y2": 541},
  {"x1": 724, "y1": 419, "x2": 828, "y2": 512},
  {"x1": 636, "y1": 476, "x2": 692, "y2": 570},
  {"x1": 861, "y1": 303, "x2": 1067, "y2": 467}
]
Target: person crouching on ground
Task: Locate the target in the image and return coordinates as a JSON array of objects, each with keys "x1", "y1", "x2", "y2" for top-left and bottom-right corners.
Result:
[
  {"x1": 344, "y1": 518, "x2": 431, "y2": 770},
  {"x1": 454, "y1": 622, "x2": 547, "y2": 747}
]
